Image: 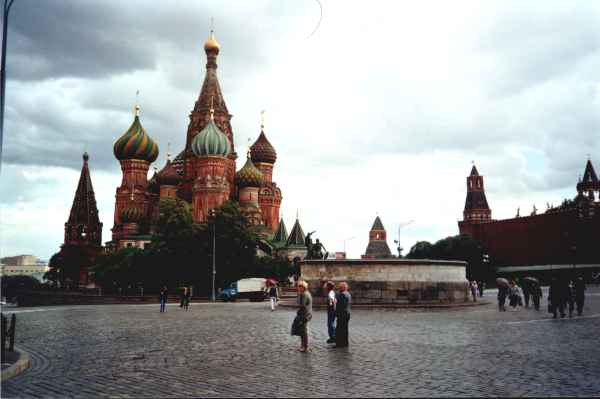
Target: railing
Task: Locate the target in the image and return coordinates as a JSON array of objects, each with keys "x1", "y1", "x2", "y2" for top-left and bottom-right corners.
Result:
[{"x1": 1, "y1": 313, "x2": 16, "y2": 359}]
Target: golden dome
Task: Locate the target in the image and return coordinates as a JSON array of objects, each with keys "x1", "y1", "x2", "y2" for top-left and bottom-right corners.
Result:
[{"x1": 204, "y1": 30, "x2": 220, "y2": 53}]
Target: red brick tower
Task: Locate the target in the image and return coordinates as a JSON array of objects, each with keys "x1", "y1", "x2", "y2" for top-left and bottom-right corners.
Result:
[
  {"x1": 362, "y1": 216, "x2": 392, "y2": 259},
  {"x1": 112, "y1": 105, "x2": 159, "y2": 241},
  {"x1": 459, "y1": 164, "x2": 492, "y2": 235},
  {"x1": 191, "y1": 107, "x2": 232, "y2": 223},
  {"x1": 60, "y1": 153, "x2": 103, "y2": 286},
  {"x1": 181, "y1": 30, "x2": 237, "y2": 201},
  {"x1": 250, "y1": 118, "x2": 282, "y2": 233}
]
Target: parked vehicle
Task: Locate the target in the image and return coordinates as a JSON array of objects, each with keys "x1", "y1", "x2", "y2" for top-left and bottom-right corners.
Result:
[{"x1": 219, "y1": 278, "x2": 268, "y2": 302}]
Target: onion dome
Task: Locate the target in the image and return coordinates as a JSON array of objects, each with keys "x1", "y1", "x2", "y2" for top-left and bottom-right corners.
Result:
[
  {"x1": 250, "y1": 130, "x2": 277, "y2": 164},
  {"x1": 120, "y1": 207, "x2": 144, "y2": 223},
  {"x1": 156, "y1": 159, "x2": 182, "y2": 186},
  {"x1": 204, "y1": 30, "x2": 220, "y2": 54},
  {"x1": 113, "y1": 105, "x2": 159, "y2": 163},
  {"x1": 192, "y1": 114, "x2": 231, "y2": 157},
  {"x1": 236, "y1": 151, "x2": 264, "y2": 188}
]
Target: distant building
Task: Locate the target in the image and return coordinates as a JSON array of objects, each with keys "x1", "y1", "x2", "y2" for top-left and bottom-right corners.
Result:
[
  {"x1": 272, "y1": 217, "x2": 308, "y2": 261},
  {"x1": 458, "y1": 160, "x2": 600, "y2": 276},
  {"x1": 0, "y1": 255, "x2": 49, "y2": 282},
  {"x1": 362, "y1": 216, "x2": 393, "y2": 259}
]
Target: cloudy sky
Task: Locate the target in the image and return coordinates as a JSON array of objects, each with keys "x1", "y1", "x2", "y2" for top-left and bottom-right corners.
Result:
[{"x1": 1, "y1": 0, "x2": 598, "y2": 261}]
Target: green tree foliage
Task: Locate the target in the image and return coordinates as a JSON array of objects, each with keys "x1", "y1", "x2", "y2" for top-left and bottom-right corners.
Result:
[
  {"x1": 406, "y1": 235, "x2": 490, "y2": 281},
  {"x1": 46, "y1": 249, "x2": 89, "y2": 288},
  {"x1": 91, "y1": 199, "x2": 294, "y2": 296}
]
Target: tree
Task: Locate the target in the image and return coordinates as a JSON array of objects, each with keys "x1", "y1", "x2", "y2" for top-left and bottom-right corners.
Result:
[{"x1": 406, "y1": 235, "x2": 489, "y2": 281}]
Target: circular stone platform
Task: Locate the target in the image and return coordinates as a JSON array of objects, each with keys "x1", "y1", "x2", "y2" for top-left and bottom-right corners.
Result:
[{"x1": 300, "y1": 259, "x2": 470, "y2": 306}]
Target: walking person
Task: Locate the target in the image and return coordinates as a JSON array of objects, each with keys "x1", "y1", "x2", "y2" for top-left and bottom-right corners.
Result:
[
  {"x1": 574, "y1": 276, "x2": 586, "y2": 316},
  {"x1": 498, "y1": 284, "x2": 509, "y2": 312},
  {"x1": 508, "y1": 280, "x2": 521, "y2": 310},
  {"x1": 159, "y1": 286, "x2": 168, "y2": 313},
  {"x1": 470, "y1": 281, "x2": 478, "y2": 302},
  {"x1": 296, "y1": 281, "x2": 312, "y2": 353},
  {"x1": 268, "y1": 283, "x2": 278, "y2": 311},
  {"x1": 325, "y1": 281, "x2": 336, "y2": 344},
  {"x1": 183, "y1": 286, "x2": 191, "y2": 311},
  {"x1": 334, "y1": 282, "x2": 351, "y2": 348}
]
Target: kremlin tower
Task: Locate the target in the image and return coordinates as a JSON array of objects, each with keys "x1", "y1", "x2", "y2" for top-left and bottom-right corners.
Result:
[{"x1": 362, "y1": 216, "x2": 393, "y2": 259}]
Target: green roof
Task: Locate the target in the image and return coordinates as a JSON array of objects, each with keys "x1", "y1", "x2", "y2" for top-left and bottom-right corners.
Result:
[
  {"x1": 272, "y1": 219, "x2": 288, "y2": 243},
  {"x1": 285, "y1": 218, "x2": 305, "y2": 247}
]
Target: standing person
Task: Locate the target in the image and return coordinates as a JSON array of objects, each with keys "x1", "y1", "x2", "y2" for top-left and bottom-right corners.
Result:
[
  {"x1": 335, "y1": 282, "x2": 351, "y2": 348},
  {"x1": 183, "y1": 286, "x2": 191, "y2": 311},
  {"x1": 180, "y1": 287, "x2": 187, "y2": 308},
  {"x1": 478, "y1": 281, "x2": 485, "y2": 298},
  {"x1": 470, "y1": 281, "x2": 478, "y2": 302},
  {"x1": 498, "y1": 283, "x2": 509, "y2": 312},
  {"x1": 549, "y1": 276, "x2": 566, "y2": 318},
  {"x1": 531, "y1": 281, "x2": 542, "y2": 311},
  {"x1": 268, "y1": 283, "x2": 278, "y2": 311},
  {"x1": 522, "y1": 280, "x2": 531, "y2": 308},
  {"x1": 574, "y1": 276, "x2": 586, "y2": 316},
  {"x1": 159, "y1": 286, "x2": 168, "y2": 313},
  {"x1": 325, "y1": 282, "x2": 336, "y2": 344},
  {"x1": 508, "y1": 280, "x2": 521, "y2": 310},
  {"x1": 296, "y1": 281, "x2": 312, "y2": 353},
  {"x1": 567, "y1": 280, "x2": 575, "y2": 318}
]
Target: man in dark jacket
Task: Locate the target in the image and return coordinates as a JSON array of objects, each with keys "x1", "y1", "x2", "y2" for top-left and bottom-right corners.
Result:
[
  {"x1": 498, "y1": 284, "x2": 509, "y2": 312},
  {"x1": 334, "y1": 282, "x2": 351, "y2": 348},
  {"x1": 549, "y1": 277, "x2": 567, "y2": 318},
  {"x1": 574, "y1": 277, "x2": 586, "y2": 316}
]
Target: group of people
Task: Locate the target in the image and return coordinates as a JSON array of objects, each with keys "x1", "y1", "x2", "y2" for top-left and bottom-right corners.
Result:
[
  {"x1": 292, "y1": 280, "x2": 351, "y2": 353},
  {"x1": 496, "y1": 276, "x2": 587, "y2": 318},
  {"x1": 158, "y1": 286, "x2": 191, "y2": 313},
  {"x1": 469, "y1": 281, "x2": 485, "y2": 301}
]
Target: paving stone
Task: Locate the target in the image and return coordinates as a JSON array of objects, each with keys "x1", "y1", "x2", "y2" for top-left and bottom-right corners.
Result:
[{"x1": 2, "y1": 289, "x2": 600, "y2": 397}]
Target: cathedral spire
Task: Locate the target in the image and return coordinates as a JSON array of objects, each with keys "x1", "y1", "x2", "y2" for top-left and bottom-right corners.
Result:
[{"x1": 66, "y1": 153, "x2": 103, "y2": 246}]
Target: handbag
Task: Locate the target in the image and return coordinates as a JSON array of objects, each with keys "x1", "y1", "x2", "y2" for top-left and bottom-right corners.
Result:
[{"x1": 291, "y1": 315, "x2": 304, "y2": 336}]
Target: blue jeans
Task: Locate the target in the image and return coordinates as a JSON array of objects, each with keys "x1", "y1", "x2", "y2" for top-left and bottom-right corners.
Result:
[
  {"x1": 327, "y1": 310, "x2": 336, "y2": 339},
  {"x1": 160, "y1": 300, "x2": 166, "y2": 313}
]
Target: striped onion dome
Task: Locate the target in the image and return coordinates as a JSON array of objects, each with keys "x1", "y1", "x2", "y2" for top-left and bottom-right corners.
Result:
[
  {"x1": 113, "y1": 106, "x2": 159, "y2": 163},
  {"x1": 120, "y1": 207, "x2": 144, "y2": 223},
  {"x1": 192, "y1": 118, "x2": 231, "y2": 157},
  {"x1": 250, "y1": 130, "x2": 277, "y2": 164},
  {"x1": 236, "y1": 152, "x2": 264, "y2": 188}
]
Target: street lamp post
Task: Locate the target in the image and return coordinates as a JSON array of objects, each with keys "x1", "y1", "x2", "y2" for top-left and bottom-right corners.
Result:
[
  {"x1": 393, "y1": 220, "x2": 414, "y2": 257},
  {"x1": 1, "y1": 0, "x2": 15, "y2": 173},
  {"x1": 209, "y1": 209, "x2": 217, "y2": 302}
]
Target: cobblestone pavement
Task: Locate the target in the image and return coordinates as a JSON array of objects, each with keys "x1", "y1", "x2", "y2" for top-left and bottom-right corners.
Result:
[{"x1": 2, "y1": 288, "x2": 600, "y2": 397}]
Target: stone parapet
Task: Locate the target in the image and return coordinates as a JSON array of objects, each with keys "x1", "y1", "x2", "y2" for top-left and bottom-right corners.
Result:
[{"x1": 301, "y1": 259, "x2": 469, "y2": 305}]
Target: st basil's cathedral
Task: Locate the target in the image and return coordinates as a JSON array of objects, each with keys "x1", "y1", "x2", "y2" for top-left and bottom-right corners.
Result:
[{"x1": 107, "y1": 30, "x2": 284, "y2": 250}]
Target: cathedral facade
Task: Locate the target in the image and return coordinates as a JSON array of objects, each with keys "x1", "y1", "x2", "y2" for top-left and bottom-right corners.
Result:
[{"x1": 108, "y1": 31, "x2": 283, "y2": 250}]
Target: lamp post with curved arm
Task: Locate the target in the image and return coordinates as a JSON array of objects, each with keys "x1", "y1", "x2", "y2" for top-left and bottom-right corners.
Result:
[{"x1": 1, "y1": 0, "x2": 16, "y2": 173}]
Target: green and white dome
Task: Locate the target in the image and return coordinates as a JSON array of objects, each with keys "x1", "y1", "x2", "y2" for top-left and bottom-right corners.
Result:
[{"x1": 192, "y1": 118, "x2": 231, "y2": 157}]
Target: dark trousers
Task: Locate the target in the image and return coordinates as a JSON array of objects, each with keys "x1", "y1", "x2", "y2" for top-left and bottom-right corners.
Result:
[
  {"x1": 327, "y1": 310, "x2": 336, "y2": 340},
  {"x1": 498, "y1": 294, "x2": 506, "y2": 311},
  {"x1": 576, "y1": 296, "x2": 584, "y2": 315},
  {"x1": 551, "y1": 302, "x2": 565, "y2": 318},
  {"x1": 160, "y1": 299, "x2": 166, "y2": 312},
  {"x1": 524, "y1": 292, "x2": 530, "y2": 308},
  {"x1": 532, "y1": 295, "x2": 540, "y2": 311},
  {"x1": 335, "y1": 314, "x2": 350, "y2": 347}
]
